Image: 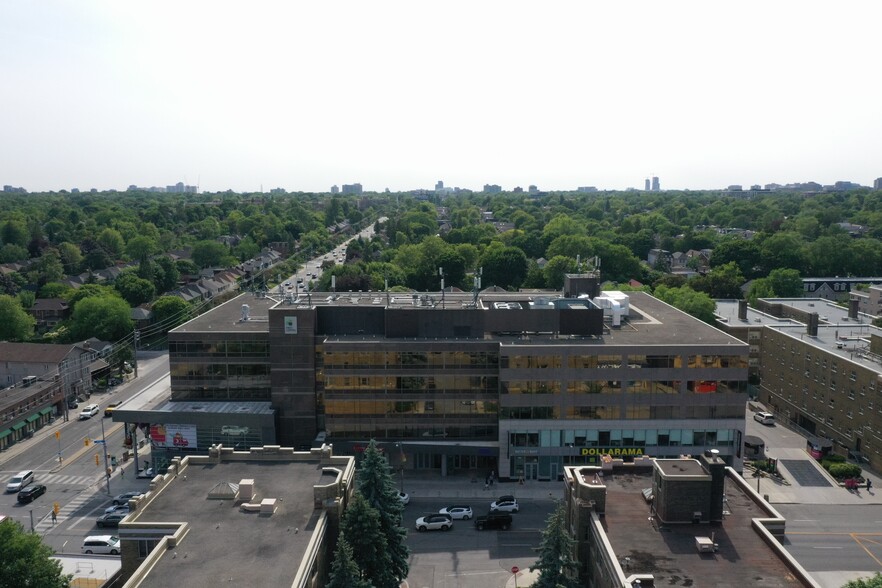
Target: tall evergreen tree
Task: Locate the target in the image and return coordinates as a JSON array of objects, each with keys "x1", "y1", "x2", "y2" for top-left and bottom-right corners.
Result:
[
  {"x1": 326, "y1": 534, "x2": 373, "y2": 588},
  {"x1": 356, "y1": 440, "x2": 409, "y2": 585},
  {"x1": 530, "y1": 502, "x2": 579, "y2": 588},
  {"x1": 340, "y1": 493, "x2": 395, "y2": 588}
]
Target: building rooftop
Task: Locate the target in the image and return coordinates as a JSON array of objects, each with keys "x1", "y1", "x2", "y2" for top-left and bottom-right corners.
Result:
[
  {"x1": 176, "y1": 291, "x2": 745, "y2": 348},
  {"x1": 114, "y1": 400, "x2": 274, "y2": 422},
  {"x1": 654, "y1": 459, "x2": 708, "y2": 477},
  {"x1": 128, "y1": 458, "x2": 332, "y2": 588},
  {"x1": 601, "y1": 471, "x2": 804, "y2": 587},
  {"x1": 714, "y1": 300, "x2": 802, "y2": 328},
  {"x1": 770, "y1": 323, "x2": 882, "y2": 373}
]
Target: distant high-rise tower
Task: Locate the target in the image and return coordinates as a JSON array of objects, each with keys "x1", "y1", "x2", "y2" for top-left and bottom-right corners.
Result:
[
  {"x1": 874, "y1": 177, "x2": 882, "y2": 190},
  {"x1": 435, "y1": 180, "x2": 444, "y2": 191},
  {"x1": 330, "y1": 185, "x2": 339, "y2": 194},
  {"x1": 644, "y1": 178, "x2": 651, "y2": 191},
  {"x1": 651, "y1": 176, "x2": 660, "y2": 191}
]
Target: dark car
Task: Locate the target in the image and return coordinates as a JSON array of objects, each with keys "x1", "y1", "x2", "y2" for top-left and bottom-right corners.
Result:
[
  {"x1": 475, "y1": 512, "x2": 513, "y2": 530},
  {"x1": 96, "y1": 512, "x2": 127, "y2": 528},
  {"x1": 112, "y1": 491, "x2": 143, "y2": 505},
  {"x1": 17, "y1": 484, "x2": 47, "y2": 504}
]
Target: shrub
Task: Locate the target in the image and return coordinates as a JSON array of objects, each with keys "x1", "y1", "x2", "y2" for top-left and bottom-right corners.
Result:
[{"x1": 827, "y1": 463, "x2": 862, "y2": 480}]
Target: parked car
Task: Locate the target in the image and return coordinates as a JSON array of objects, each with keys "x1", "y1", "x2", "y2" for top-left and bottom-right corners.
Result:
[
  {"x1": 17, "y1": 484, "x2": 47, "y2": 504},
  {"x1": 415, "y1": 514, "x2": 453, "y2": 532},
  {"x1": 439, "y1": 505, "x2": 473, "y2": 520},
  {"x1": 475, "y1": 512, "x2": 513, "y2": 530},
  {"x1": 78, "y1": 404, "x2": 99, "y2": 420},
  {"x1": 490, "y1": 495, "x2": 519, "y2": 513},
  {"x1": 136, "y1": 468, "x2": 155, "y2": 479},
  {"x1": 398, "y1": 492, "x2": 410, "y2": 506},
  {"x1": 112, "y1": 491, "x2": 143, "y2": 505},
  {"x1": 82, "y1": 535, "x2": 120, "y2": 555},
  {"x1": 104, "y1": 504, "x2": 131, "y2": 515},
  {"x1": 754, "y1": 411, "x2": 775, "y2": 425},
  {"x1": 96, "y1": 512, "x2": 127, "y2": 528}
]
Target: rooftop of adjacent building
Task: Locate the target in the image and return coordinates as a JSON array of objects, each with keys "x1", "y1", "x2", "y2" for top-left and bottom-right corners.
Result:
[
  {"x1": 599, "y1": 470, "x2": 806, "y2": 587},
  {"x1": 175, "y1": 290, "x2": 745, "y2": 348},
  {"x1": 127, "y1": 457, "x2": 334, "y2": 588}
]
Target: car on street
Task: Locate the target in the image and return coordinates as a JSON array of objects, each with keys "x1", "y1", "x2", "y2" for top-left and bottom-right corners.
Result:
[
  {"x1": 112, "y1": 491, "x2": 143, "y2": 505},
  {"x1": 104, "y1": 402, "x2": 122, "y2": 417},
  {"x1": 754, "y1": 411, "x2": 775, "y2": 425},
  {"x1": 439, "y1": 505, "x2": 473, "y2": 520},
  {"x1": 415, "y1": 513, "x2": 453, "y2": 532},
  {"x1": 490, "y1": 495, "x2": 519, "y2": 513},
  {"x1": 78, "y1": 404, "x2": 99, "y2": 419},
  {"x1": 17, "y1": 484, "x2": 47, "y2": 504},
  {"x1": 136, "y1": 468, "x2": 155, "y2": 479},
  {"x1": 475, "y1": 512, "x2": 513, "y2": 530},
  {"x1": 105, "y1": 504, "x2": 131, "y2": 515},
  {"x1": 96, "y1": 512, "x2": 127, "y2": 528},
  {"x1": 398, "y1": 492, "x2": 410, "y2": 505}
]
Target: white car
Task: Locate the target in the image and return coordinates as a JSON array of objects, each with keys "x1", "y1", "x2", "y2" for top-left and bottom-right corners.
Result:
[
  {"x1": 439, "y1": 505, "x2": 472, "y2": 520},
  {"x1": 398, "y1": 492, "x2": 410, "y2": 505},
  {"x1": 78, "y1": 404, "x2": 99, "y2": 420},
  {"x1": 490, "y1": 496, "x2": 519, "y2": 513},
  {"x1": 415, "y1": 514, "x2": 452, "y2": 532},
  {"x1": 754, "y1": 412, "x2": 775, "y2": 425}
]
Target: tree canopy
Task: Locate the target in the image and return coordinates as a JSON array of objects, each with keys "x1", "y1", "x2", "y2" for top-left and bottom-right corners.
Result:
[
  {"x1": 69, "y1": 295, "x2": 133, "y2": 341},
  {"x1": 530, "y1": 502, "x2": 579, "y2": 588},
  {"x1": 0, "y1": 518, "x2": 71, "y2": 588},
  {"x1": 0, "y1": 294, "x2": 35, "y2": 341}
]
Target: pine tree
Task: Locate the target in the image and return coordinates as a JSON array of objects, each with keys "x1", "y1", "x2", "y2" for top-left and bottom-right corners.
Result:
[
  {"x1": 340, "y1": 492, "x2": 396, "y2": 588},
  {"x1": 530, "y1": 502, "x2": 580, "y2": 588},
  {"x1": 326, "y1": 534, "x2": 373, "y2": 588},
  {"x1": 356, "y1": 439, "x2": 409, "y2": 585}
]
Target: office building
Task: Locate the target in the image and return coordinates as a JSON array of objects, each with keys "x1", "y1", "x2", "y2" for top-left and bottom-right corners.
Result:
[
  {"x1": 644, "y1": 178, "x2": 651, "y2": 191},
  {"x1": 651, "y1": 176, "x2": 660, "y2": 191},
  {"x1": 875, "y1": 177, "x2": 882, "y2": 190},
  {"x1": 161, "y1": 277, "x2": 748, "y2": 479},
  {"x1": 341, "y1": 183, "x2": 362, "y2": 195}
]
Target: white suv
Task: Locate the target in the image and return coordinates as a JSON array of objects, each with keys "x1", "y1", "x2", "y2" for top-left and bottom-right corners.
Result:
[
  {"x1": 753, "y1": 412, "x2": 775, "y2": 425},
  {"x1": 82, "y1": 535, "x2": 120, "y2": 555},
  {"x1": 79, "y1": 404, "x2": 99, "y2": 420},
  {"x1": 415, "y1": 514, "x2": 453, "y2": 532}
]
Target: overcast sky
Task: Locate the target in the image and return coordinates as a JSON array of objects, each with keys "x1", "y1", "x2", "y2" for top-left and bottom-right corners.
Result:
[{"x1": 2, "y1": 1, "x2": 881, "y2": 194}]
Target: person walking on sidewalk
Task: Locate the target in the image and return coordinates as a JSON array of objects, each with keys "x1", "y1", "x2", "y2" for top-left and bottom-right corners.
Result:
[{"x1": 120, "y1": 467, "x2": 125, "y2": 480}]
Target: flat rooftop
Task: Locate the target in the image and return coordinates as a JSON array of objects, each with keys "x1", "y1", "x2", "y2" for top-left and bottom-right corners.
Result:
[
  {"x1": 601, "y1": 471, "x2": 803, "y2": 587},
  {"x1": 115, "y1": 400, "x2": 273, "y2": 422},
  {"x1": 654, "y1": 459, "x2": 709, "y2": 477},
  {"x1": 714, "y1": 300, "x2": 802, "y2": 328},
  {"x1": 771, "y1": 323, "x2": 882, "y2": 374},
  {"x1": 129, "y1": 459, "x2": 329, "y2": 588},
  {"x1": 177, "y1": 291, "x2": 745, "y2": 349}
]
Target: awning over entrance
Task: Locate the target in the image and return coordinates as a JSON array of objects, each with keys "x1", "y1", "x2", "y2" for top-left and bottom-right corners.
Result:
[
  {"x1": 39, "y1": 407, "x2": 53, "y2": 415},
  {"x1": 0, "y1": 429, "x2": 11, "y2": 439},
  {"x1": 26, "y1": 414, "x2": 40, "y2": 423},
  {"x1": 10, "y1": 421, "x2": 26, "y2": 431}
]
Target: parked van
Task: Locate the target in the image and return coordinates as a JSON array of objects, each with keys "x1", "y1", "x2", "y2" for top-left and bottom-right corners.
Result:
[
  {"x1": 6, "y1": 470, "x2": 35, "y2": 493},
  {"x1": 79, "y1": 404, "x2": 100, "y2": 420},
  {"x1": 753, "y1": 411, "x2": 775, "y2": 425},
  {"x1": 82, "y1": 535, "x2": 121, "y2": 555}
]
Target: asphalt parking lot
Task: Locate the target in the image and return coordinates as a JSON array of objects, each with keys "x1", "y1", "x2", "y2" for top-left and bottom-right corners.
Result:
[{"x1": 402, "y1": 497, "x2": 555, "y2": 588}]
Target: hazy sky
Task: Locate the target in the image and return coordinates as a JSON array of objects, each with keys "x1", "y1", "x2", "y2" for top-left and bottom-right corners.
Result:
[{"x1": 2, "y1": 1, "x2": 881, "y2": 193}]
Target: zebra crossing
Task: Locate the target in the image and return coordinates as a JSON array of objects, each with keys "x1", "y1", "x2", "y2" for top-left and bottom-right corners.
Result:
[
  {"x1": 38, "y1": 472, "x2": 100, "y2": 487},
  {"x1": 35, "y1": 491, "x2": 95, "y2": 534}
]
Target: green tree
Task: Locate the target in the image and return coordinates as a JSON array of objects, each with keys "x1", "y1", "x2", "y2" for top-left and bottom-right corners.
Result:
[
  {"x1": 0, "y1": 243, "x2": 29, "y2": 263},
  {"x1": 326, "y1": 534, "x2": 373, "y2": 588},
  {"x1": 27, "y1": 251, "x2": 65, "y2": 286},
  {"x1": 152, "y1": 296, "x2": 192, "y2": 331},
  {"x1": 96, "y1": 228, "x2": 125, "y2": 259},
  {"x1": 480, "y1": 244, "x2": 527, "y2": 290},
  {"x1": 192, "y1": 240, "x2": 229, "y2": 268},
  {"x1": 114, "y1": 272, "x2": 156, "y2": 306},
  {"x1": 544, "y1": 256, "x2": 577, "y2": 289},
  {"x1": 125, "y1": 235, "x2": 157, "y2": 261},
  {"x1": 153, "y1": 256, "x2": 181, "y2": 293},
  {"x1": 843, "y1": 573, "x2": 882, "y2": 588},
  {"x1": 66, "y1": 284, "x2": 119, "y2": 307},
  {"x1": 1, "y1": 220, "x2": 29, "y2": 248},
  {"x1": 38, "y1": 283, "x2": 72, "y2": 299},
  {"x1": 0, "y1": 294, "x2": 35, "y2": 341},
  {"x1": 340, "y1": 493, "x2": 395, "y2": 588},
  {"x1": 57, "y1": 242, "x2": 83, "y2": 274},
  {"x1": 530, "y1": 502, "x2": 579, "y2": 588},
  {"x1": 356, "y1": 440, "x2": 409, "y2": 585},
  {"x1": 0, "y1": 518, "x2": 71, "y2": 588},
  {"x1": 767, "y1": 268, "x2": 803, "y2": 298},
  {"x1": 69, "y1": 295, "x2": 133, "y2": 341},
  {"x1": 654, "y1": 285, "x2": 716, "y2": 324},
  {"x1": 690, "y1": 262, "x2": 745, "y2": 299}
]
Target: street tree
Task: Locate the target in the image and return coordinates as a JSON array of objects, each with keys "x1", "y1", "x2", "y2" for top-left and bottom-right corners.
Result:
[
  {"x1": 0, "y1": 518, "x2": 72, "y2": 588},
  {"x1": 152, "y1": 296, "x2": 192, "y2": 331},
  {"x1": 69, "y1": 295, "x2": 133, "y2": 341},
  {"x1": 357, "y1": 440, "x2": 409, "y2": 586},
  {"x1": 0, "y1": 294, "x2": 35, "y2": 341},
  {"x1": 530, "y1": 502, "x2": 579, "y2": 588},
  {"x1": 340, "y1": 492, "x2": 395, "y2": 588},
  {"x1": 114, "y1": 272, "x2": 156, "y2": 307},
  {"x1": 843, "y1": 573, "x2": 882, "y2": 588},
  {"x1": 326, "y1": 534, "x2": 373, "y2": 588}
]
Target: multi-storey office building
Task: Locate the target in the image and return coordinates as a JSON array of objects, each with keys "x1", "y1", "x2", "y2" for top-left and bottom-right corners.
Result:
[{"x1": 166, "y1": 279, "x2": 748, "y2": 479}]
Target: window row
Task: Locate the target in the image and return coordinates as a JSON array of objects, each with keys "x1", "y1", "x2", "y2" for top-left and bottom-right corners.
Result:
[
  {"x1": 323, "y1": 351, "x2": 499, "y2": 369},
  {"x1": 324, "y1": 375, "x2": 498, "y2": 393},
  {"x1": 169, "y1": 341, "x2": 270, "y2": 358},
  {"x1": 325, "y1": 423, "x2": 497, "y2": 440},
  {"x1": 324, "y1": 399, "x2": 498, "y2": 416},
  {"x1": 500, "y1": 404, "x2": 744, "y2": 420},
  {"x1": 502, "y1": 380, "x2": 747, "y2": 395},
  {"x1": 509, "y1": 428, "x2": 738, "y2": 447}
]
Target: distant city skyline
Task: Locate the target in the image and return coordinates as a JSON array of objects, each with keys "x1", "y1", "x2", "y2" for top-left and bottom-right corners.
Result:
[{"x1": 2, "y1": 1, "x2": 881, "y2": 194}]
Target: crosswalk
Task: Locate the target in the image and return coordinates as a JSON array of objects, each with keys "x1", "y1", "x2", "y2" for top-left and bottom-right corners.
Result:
[
  {"x1": 35, "y1": 491, "x2": 96, "y2": 534},
  {"x1": 38, "y1": 473, "x2": 100, "y2": 487}
]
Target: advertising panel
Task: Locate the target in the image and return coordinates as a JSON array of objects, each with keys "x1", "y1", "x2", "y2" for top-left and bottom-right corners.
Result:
[{"x1": 150, "y1": 424, "x2": 197, "y2": 449}]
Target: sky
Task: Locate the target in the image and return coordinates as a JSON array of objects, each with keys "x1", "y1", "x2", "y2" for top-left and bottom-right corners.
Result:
[{"x1": 2, "y1": 1, "x2": 881, "y2": 194}]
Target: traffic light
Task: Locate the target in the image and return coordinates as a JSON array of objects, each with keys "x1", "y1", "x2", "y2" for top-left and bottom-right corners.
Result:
[
  {"x1": 84, "y1": 437, "x2": 91, "y2": 447},
  {"x1": 95, "y1": 453, "x2": 100, "y2": 466},
  {"x1": 53, "y1": 502, "x2": 60, "y2": 515}
]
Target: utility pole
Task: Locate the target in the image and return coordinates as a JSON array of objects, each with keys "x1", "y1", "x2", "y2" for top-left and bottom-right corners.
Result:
[
  {"x1": 97, "y1": 417, "x2": 112, "y2": 495},
  {"x1": 133, "y1": 329, "x2": 140, "y2": 379}
]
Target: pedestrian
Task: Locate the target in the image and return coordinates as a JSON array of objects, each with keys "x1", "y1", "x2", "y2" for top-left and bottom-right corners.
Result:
[
  {"x1": 120, "y1": 468, "x2": 125, "y2": 479},
  {"x1": 51, "y1": 510, "x2": 57, "y2": 524},
  {"x1": 867, "y1": 478, "x2": 872, "y2": 491}
]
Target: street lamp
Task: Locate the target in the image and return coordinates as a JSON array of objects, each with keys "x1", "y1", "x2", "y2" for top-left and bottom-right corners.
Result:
[{"x1": 397, "y1": 442, "x2": 405, "y2": 493}]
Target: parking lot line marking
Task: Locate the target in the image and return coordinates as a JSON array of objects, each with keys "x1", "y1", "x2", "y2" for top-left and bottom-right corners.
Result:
[{"x1": 444, "y1": 571, "x2": 505, "y2": 577}]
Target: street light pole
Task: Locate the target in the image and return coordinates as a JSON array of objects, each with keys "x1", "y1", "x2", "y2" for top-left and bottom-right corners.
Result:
[
  {"x1": 397, "y1": 442, "x2": 405, "y2": 493},
  {"x1": 99, "y1": 417, "x2": 111, "y2": 495}
]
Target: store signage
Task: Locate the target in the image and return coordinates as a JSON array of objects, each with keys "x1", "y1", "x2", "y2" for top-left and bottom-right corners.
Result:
[{"x1": 580, "y1": 447, "x2": 644, "y2": 457}]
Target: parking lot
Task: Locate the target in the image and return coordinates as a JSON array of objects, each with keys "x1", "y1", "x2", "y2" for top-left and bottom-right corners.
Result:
[{"x1": 402, "y1": 496, "x2": 554, "y2": 588}]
